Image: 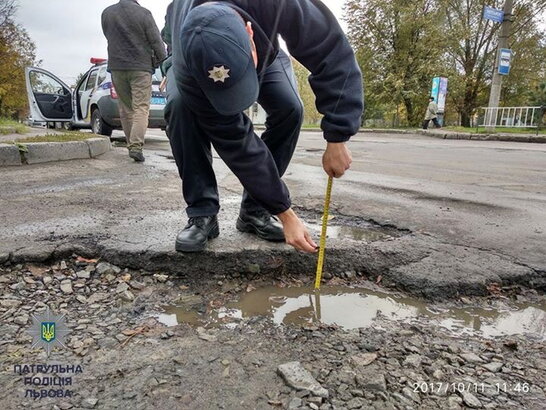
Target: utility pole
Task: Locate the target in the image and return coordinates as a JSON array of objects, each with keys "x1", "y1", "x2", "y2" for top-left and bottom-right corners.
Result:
[{"x1": 486, "y1": 0, "x2": 514, "y2": 131}]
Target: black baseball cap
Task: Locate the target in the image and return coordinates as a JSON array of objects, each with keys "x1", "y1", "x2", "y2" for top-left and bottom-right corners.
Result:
[{"x1": 181, "y1": 3, "x2": 258, "y2": 116}]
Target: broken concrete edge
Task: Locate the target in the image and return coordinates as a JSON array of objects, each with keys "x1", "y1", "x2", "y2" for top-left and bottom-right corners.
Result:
[
  {"x1": 2, "y1": 237, "x2": 544, "y2": 301},
  {"x1": 0, "y1": 138, "x2": 111, "y2": 166},
  {"x1": 418, "y1": 130, "x2": 546, "y2": 143}
]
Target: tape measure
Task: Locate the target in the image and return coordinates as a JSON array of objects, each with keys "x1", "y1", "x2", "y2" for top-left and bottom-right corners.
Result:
[{"x1": 314, "y1": 176, "x2": 333, "y2": 290}]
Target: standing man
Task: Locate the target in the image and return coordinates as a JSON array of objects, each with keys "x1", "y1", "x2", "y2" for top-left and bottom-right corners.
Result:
[
  {"x1": 423, "y1": 97, "x2": 441, "y2": 129},
  {"x1": 163, "y1": 0, "x2": 363, "y2": 253},
  {"x1": 102, "y1": 0, "x2": 167, "y2": 162}
]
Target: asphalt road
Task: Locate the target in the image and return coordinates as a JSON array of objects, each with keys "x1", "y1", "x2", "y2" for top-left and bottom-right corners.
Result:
[
  {"x1": 119, "y1": 129, "x2": 546, "y2": 270},
  {"x1": 0, "y1": 130, "x2": 544, "y2": 296},
  {"x1": 287, "y1": 132, "x2": 546, "y2": 268}
]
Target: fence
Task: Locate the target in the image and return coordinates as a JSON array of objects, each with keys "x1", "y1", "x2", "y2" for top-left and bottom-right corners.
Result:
[{"x1": 480, "y1": 106, "x2": 544, "y2": 128}]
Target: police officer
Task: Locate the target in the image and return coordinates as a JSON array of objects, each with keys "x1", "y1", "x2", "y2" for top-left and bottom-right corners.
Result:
[{"x1": 163, "y1": 0, "x2": 363, "y2": 253}]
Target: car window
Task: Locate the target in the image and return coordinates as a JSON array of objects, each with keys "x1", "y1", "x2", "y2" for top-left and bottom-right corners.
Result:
[
  {"x1": 85, "y1": 70, "x2": 98, "y2": 91},
  {"x1": 76, "y1": 73, "x2": 87, "y2": 95},
  {"x1": 97, "y1": 68, "x2": 107, "y2": 86},
  {"x1": 29, "y1": 71, "x2": 68, "y2": 95}
]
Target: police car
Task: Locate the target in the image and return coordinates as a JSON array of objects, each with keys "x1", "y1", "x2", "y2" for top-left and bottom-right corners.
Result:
[{"x1": 25, "y1": 58, "x2": 166, "y2": 136}]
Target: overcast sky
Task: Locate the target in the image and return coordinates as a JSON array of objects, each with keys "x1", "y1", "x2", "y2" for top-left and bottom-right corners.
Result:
[{"x1": 16, "y1": 0, "x2": 344, "y2": 85}]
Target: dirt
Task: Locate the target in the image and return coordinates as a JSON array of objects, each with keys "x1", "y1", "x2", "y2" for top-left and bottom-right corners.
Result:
[{"x1": 0, "y1": 257, "x2": 545, "y2": 410}]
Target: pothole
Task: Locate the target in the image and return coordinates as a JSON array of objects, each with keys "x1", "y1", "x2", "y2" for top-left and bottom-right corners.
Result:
[
  {"x1": 306, "y1": 223, "x2": 394, "y2": 242},
  {"x1": 157, "y1": 285, "x2": 546, "y2": 340},
  {"x1": 300, "y1": 211, "x2": 408, "y2": 242}
]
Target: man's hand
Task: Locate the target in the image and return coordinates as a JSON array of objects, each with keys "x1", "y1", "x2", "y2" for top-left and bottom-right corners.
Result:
[
  {"x1": 322, "y1": 142, "x2": 352, "y2": 178},
  {"x1": 277, "y1": 208, "x2": 317, "y2": 253}
]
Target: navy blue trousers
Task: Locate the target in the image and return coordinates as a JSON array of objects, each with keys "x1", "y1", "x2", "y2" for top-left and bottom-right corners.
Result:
[{"x1": 165, "y1": 51, "x2": 303, "y2": 217}]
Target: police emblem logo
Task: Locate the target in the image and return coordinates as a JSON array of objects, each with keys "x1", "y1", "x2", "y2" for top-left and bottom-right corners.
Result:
[
  {"x1": 28, "y1": 307, "x2": 70, "y2": 356},
  {"x1": 208, "y1": 65, "x2": 230, "y2": 83}
]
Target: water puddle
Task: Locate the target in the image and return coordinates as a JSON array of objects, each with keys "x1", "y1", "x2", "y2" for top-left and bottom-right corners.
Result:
[
  {"x1": 157, "y1": 286, "x2": 546, "y2": 340},
  {"x1": 306, "y1": 224, "x2": 393, "y2": 242}
]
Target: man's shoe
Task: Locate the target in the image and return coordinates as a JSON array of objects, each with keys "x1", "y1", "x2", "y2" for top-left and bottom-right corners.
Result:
[
  {"x1": 129, "y1": 150, "x2": 145, "y2": 162},
  {"x1": 236, "y1": 209, "x2": 285, "y2": 242},
  {"x1": 175, "y1": 216, "x2": 219, "y2": 252}
]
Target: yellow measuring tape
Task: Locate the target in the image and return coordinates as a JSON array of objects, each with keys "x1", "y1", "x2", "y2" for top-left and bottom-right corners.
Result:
[{"x1": 314, "y1": 176, "x2": 333, "y2": 290}]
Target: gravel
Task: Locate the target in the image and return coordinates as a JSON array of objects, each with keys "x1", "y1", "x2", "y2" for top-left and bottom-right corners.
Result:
[{"x1": 0, "y1": 258, "x2": 544, "y2": 409}]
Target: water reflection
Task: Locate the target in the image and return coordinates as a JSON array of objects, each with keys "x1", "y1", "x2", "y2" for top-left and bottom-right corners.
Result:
[{"x1": 157, "y1": 286, "x2": 546, "y2": 340}]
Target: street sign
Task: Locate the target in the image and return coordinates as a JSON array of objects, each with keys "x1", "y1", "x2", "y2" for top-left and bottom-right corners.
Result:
[
  {"x1": 484, "y1": 6, "x2": 504, "y2": 23},
  {"x1": 498, "y1": 49, "x2": 512, "y2": 75}
]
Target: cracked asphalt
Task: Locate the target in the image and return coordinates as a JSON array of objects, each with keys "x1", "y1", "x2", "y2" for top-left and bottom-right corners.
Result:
[{"x1": 0, "y1": 130, "x2": 544, "y2": 298}]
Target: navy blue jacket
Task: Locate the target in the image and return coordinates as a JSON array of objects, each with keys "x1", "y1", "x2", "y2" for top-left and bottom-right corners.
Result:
[{"x1": 164, "y1": 0, "x2": 363, "y2": 142}]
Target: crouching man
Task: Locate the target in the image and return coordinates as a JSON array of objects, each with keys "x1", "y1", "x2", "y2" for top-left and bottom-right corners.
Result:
[{"x1": 163, "y1": 0, "x2": 363, "y2": 253}]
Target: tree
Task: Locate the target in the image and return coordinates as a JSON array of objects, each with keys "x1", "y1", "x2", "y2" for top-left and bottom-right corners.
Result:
[
  {"x1": 291, "y1": 58, "x2": 322, "y2": 125},
  {"x1": 501, "y1": 2, "x2": 546, "y2": 107},
  {"x1": 344, "y1": 0, "x2": 546, "y2": 127},
  {"x1": 0, "y1": 0, "x2": 17, "y2": 28},
  {"x1": 345, "y1": 0, "x2": 445, "y2": 126},
  {"x1": 0, "y1": 0, "x2": 38, "y2": 118},
  {"x1": 528, "y1": 82, "x2": 546, "y2": 107},
  {"x1": 442, "y1": 0, "x2": 546, "y2": 126},
  {"x1": 72, "y1": 72, "x2": 87, "y2": 89}
]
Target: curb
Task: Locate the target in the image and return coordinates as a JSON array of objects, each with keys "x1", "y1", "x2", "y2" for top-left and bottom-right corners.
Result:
[
  {"x1": 293, "y1": 127, "x2": 544, "y2": 142},
  {"x1": 259, "y1": 127, "x2": 415, "y2": 135},
  {"x1": 0, "y1": 144, "x2": 22, "y2": 166},
  {"x1": 417, "y1": 130, "x2": 546, "y2": 143},
  {"x1": 0, "y1": 138, "x2": 111, "y2": 166}
]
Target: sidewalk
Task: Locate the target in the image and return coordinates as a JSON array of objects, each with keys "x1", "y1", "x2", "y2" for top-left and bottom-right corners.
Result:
[
  {"x1": 0, "y1": 128, "x2": 110, "y2": 166},
  {"x1": 418, "y1": 128, "x2": 546, "y2": 143},
  {"x1": 268, "y1": 126, "x2": 545, "y2": 143}
]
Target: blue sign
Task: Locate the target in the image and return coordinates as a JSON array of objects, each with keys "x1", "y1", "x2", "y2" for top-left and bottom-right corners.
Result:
[
  {"x1": 498, "y1": 49, "x2": 512, "y2": 75},
  {"x1": 430, "y1": 77, "x2": 448, "y2": 112},
  {"x1": 484, "y1": 6, "x2": 504, "y2": 23},
  {"x1": 431, "y1": 77, "x2": 440, "y2": 101}
]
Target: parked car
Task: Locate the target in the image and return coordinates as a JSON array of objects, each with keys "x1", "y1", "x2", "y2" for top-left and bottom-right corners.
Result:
[{"x1": 25, "y1": 58, "x2": 167, "y2": 137}]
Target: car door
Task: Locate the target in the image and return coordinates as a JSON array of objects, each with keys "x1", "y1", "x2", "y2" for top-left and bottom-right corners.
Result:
[
  {"x1": 79, "y1": 68, "x2": 99, "y2": 121},
  {"x1": 25, "y1": 67, "x2": 74, "y2": 123}
]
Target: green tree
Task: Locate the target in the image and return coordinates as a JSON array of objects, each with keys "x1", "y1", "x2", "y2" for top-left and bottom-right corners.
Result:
[
  {"x1": 501, "y1": 2, "x2": 546, "y2": 107},
  {"x1": 528, "y1": 82, "x2": 546, "y2": 107},
  {"x1": 345, "y1": 0, "x2": 445, "y2": 126},
  {"x1": 291, "y1": 58, "x2": 322, "y2": 125},
  {"x1": 442, "y1": 0, "x2": 546, "y2": 126},
  {"x1": 344, "y1": 0, "x2": 546, "y2": 127},
  {"x1": 0, "y1": 0, "x2": 38, "y2": 118}
]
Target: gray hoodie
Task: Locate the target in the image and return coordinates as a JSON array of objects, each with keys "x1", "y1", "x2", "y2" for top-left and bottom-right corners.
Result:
[{"x1": 101, "y1": 0, "x2": 167, "y2": 72}]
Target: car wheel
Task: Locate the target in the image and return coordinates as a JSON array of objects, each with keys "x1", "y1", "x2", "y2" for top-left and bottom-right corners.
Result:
[{"x1": 91, "y1": 108, "x2": 113, "y2": 137}]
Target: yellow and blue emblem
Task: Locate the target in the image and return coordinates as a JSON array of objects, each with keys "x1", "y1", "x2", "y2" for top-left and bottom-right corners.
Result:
[{"x1": 41, "y1": 322, "x2": 56, "y2": 343}]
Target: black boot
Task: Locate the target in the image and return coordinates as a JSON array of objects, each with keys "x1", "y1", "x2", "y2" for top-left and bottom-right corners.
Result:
[
  {"x1": 175, "y1": 216, "x2": 219, "y2": 252},
  {"x1": 236, "y1": 209, "x2": 285, "y2": 242}
]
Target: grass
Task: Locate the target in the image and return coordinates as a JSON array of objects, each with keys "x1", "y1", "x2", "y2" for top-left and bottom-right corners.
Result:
[
  {"x1": 0, "y1": 118, "x2": 29, "y2": 135},
  {"x1": 444, "y1": 126, "x2": 545, "y2": 135},
  {"x1": 14, "y1": 132, "x2": 99, "y2": 143}
]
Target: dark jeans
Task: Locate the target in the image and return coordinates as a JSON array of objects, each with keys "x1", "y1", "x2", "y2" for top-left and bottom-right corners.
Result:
[
  {"x1": 423, "y1": 118, "x2": 441, "y2": 129},
  {"x1": 165, "y1": 50, "x2": 303, "y2": 218}
]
